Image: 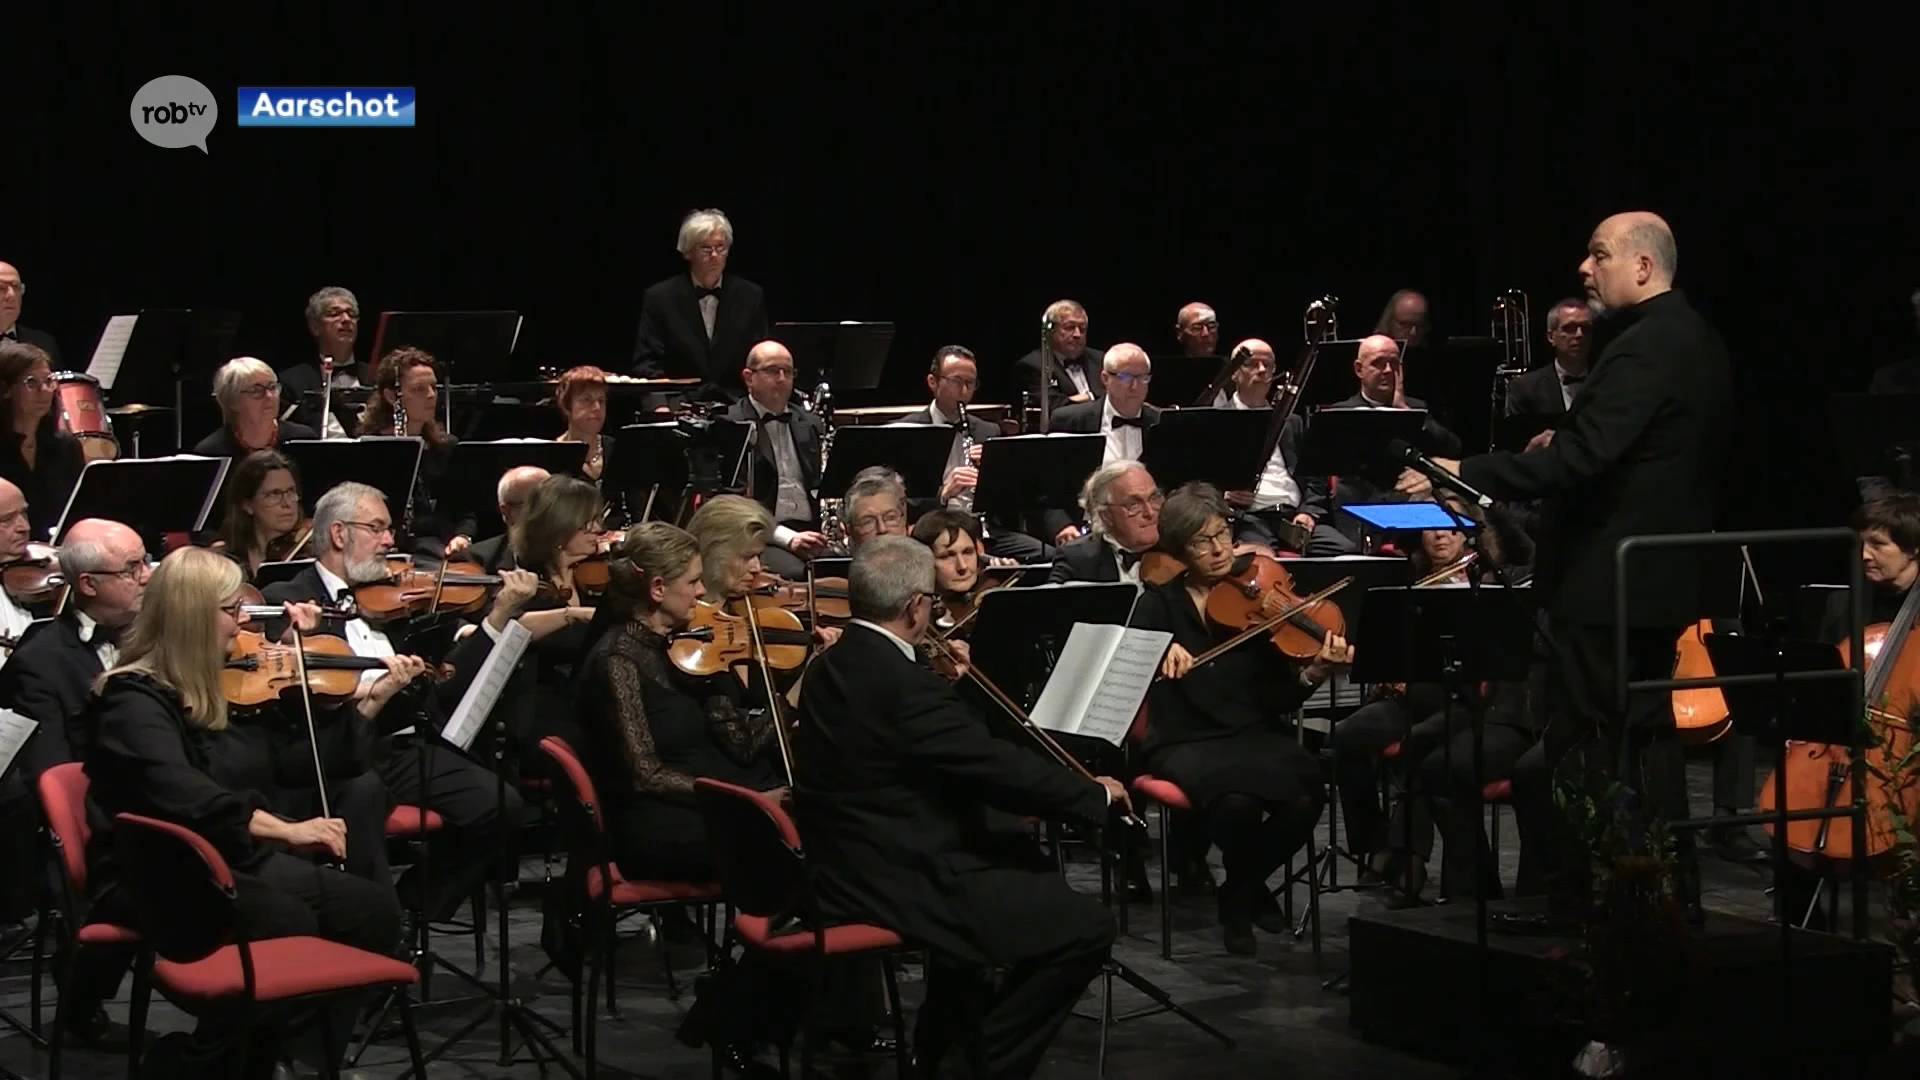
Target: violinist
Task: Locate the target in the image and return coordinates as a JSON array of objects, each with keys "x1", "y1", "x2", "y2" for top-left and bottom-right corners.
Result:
[
  {"x1": 262, "y1": 480, "x2": 527, "y2": 927},
  {"x1": 488, "y1": 475, "x2": 603, "y2": 757},
  {"x1": 688, "y1": 493, "x2": 840, "y2": 650},
  {"x1": 357, "y1": 347, "x2": 476, "y2": 557},
  {"x1": 559, "y1": 522, "x2": 793, "y2": 1072},
  {"x1": 1132, "y1": 483, "x2": 1350, "y2": 956},
  {"x1": 190, "y1": 356, "x2": 321, "y2": 460},
  {"x1": 553, "y1": 365, "x2": 615, "y2": 485},
  {"x1": 911, "y1": 508, "x2": 992, "y2": 637},
  {"x1": 0, "y1": 342, "x2": 84, "y2": 541},
  {"x1": 794, "y1": 536, "x2": 1124, "y2": 1080},
  {"x1": 461, "y1": 464, "x2": 548, "y2": 572},
  {"x1": 216, "y1": 450, "x2": 308, "y2": 581},
  {"x1": 0, "y1": 478, "x2": 34, "y2": 655},
  {"x1": 1048, "y1": 461, "x2": 1161, "y2": 585},
  {"x1": 81, "y1": 546, "x2": 402, "y2": 1078}
]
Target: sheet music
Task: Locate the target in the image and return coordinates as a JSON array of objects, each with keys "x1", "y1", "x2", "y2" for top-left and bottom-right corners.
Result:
[
  {"x1": 442, "y1": 620, "x2": 531, "y2": 751},
  {"x1": 1030, "y1": 623, "x2": 1172, "y2": 746},
  {"x1": 0, "y1": 707, "x2": 39, "y2": 780},
  {"x1": 86, "y1": 314, "x2": 139, "y2": 390}
]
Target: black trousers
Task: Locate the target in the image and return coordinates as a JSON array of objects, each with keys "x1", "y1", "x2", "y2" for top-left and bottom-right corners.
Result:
[
  {"x1": 1712, "y1": 731, "x2": 1757, "y2": 811},
  {"x1": 1508, "y1": 618, "x2": 1691, "y2": 901},
  {"x1": 1423, "y1": 723, "x2": 1536, "y2": 899},
  {"x1": 1330, "y1": 691, "x2": 1450, "y2": 860},
  {"x1": 376, "y1": 736, "x2": 523, "y2": 921},
  {"x1": 918, "y1": 866, "x2": 1115, "y2": 1080}
]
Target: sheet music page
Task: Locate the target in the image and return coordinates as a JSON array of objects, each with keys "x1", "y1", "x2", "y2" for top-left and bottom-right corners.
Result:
[
  {"x1": 0, "y1": 707, "x2": 39, "y2": 780},
  {"x1": 1030, "y1": 622, "x2": 1124, "y2": 738},
  {"x1": 443, "y1": 620, "x2": 531, "y2": 751},
  {"x1": 86, "y1": 314, "x2": 139, "y2": 390},
  {"x1": 1076, "y1": 628, "x2": 1172, "y2": 745}
]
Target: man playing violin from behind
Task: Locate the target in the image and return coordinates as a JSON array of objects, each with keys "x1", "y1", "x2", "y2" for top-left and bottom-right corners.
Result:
[{"x1": 262, "y1": 480, "x2": 531, "y2": 930}]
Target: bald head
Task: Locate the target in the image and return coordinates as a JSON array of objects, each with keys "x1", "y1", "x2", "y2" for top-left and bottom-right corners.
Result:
[
  {"x1": 1582, "y1": 211, "x2": 1677, "y2": 313},
  {"x1": 1354, "y1": 334, "x2": 1404, "y2": 402},
  {"x1": 58, "y1": 518, "x2": 148, "y2": 623},
  {"x1": 1226, "y1": 338, "x2": 1277, "y2": 405},
  {"x1": 1099, "y1": 343, "x2": 1153, "y2": 417},
  {"x1": 0, "y1": 477, "x2": 27, "y2": 559},
  {"x1": 0, "y1": 262, "x2": 20, "y2": 334},
  {"x1": 497, "y1": 465, "x2": 551, "y2": 525},
  {"x1": 742, "y1": 340, "x2": 796, "y2": 412},
  {"x1": 1175, "y1": 302, "x2": 1219, "y2": 356}
]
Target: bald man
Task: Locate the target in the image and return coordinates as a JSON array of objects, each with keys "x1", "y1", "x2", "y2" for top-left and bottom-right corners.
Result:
[
  {"x1": 0, "y1": 478, "x2": 34, "y2": 654},
  {"x1": 1174, "y1": 302, "x2": 1220, "y2": 357},
  {"x1": 724, "y1": 340, "x2": 828, "y2": 577},
  {"x1": 1209, "y1": 339, "x2": 1351, "y2": 556},
  {"x1": 0, "y1": 261, "x2": 62, "y2": 366},
  {"x1": 463, "y1": 464, "x2": 551, "y2": 573},
  {"x1": 1317, "y1": 335, "x2": 1462, "y2": 549},
  {"x1": 1398, "y1": 211, "x2": 1731, "y2": 916},
  {"x1": 1040, "y1": 345, "x2": 1162, "y2": 542}
]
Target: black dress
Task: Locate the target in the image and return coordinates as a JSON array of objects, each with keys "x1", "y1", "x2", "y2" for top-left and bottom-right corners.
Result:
[
  {"x1": 573, "y1": 618, "x2": 780, "y2": 879},
  {"x1": 0, "y1": 419, "x2": 85, "y2": 540}
]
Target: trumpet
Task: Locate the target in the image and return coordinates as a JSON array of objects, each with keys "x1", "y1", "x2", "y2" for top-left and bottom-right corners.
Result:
[{"x1": 1489, "y1": 289, "x2": 1532, "y2": 444}]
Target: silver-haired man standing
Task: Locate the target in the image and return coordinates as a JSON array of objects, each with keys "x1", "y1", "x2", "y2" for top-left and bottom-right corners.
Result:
[{"x1": 631, "y1": 208, "x2": 771, "y2": 401}]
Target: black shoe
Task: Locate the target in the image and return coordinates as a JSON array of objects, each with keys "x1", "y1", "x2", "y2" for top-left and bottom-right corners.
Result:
[
  {"x1": 1249, "y1": 882, "x2": 1287, "y2": 934},
  {"x1": 1380, "y1": 853, "x2": 1428, "y2": 908},
  {"x1": 1177, "y1": 858, "x2": 1218, "y2": 897},
  {"x1": 1217, "y1": 879, "x2": 1256, "y2": 956},
  {"x1": 1125, "y1": 854, "x2": 1154, "y2": 904},
  {"x1": 824, "y1": 1026, "x2": 899, "y2": 1055},
  {"x1": 715, "y1": 1041, "x2": 781, "y2": 1079},
  {"x1": 1710, "y1": 825, "x2": 1769, "y2": 866},
  {"x1": 139, "y1": 1030, "x2": 192, "y2": 1080}
]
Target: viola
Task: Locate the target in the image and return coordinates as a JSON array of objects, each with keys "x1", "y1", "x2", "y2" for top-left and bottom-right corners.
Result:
[
  {"x1": 1203, "y1": 552, "x2": 1348, "y2": 660},
  {"x1": 742, "y1": 570, "x2": 812, "y2": 612},
  {"x1": 231, "y1": 583, "x2": 355, "y2": 623},
  {"x1": 222, "y1": 629, "x2": 392, "y2": 708},
  {"x1": 351, "y1": 558, "x2": 562, "y2": 621},
  {"x1": 262, "y1": 518, "x2": 316, "y2": 564},
  {"x1": 667, "y1": 601, "x2": 814, "y2": 676},
  {"x1": 1, "y1": 543, "x2": 67, "y2": 612}
]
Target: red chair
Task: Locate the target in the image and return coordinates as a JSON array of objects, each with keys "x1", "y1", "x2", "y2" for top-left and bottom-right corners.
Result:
[
  {"x1": 110, "y1": 812, "x2": 426, "y2": 1079},
  {"x1": 693, "y1": 777, "x2": 915, "y2": 1079},
  {"x1": 35, "y1": 763, "x2": 144, "y2": 1080},
  {"x1": 538, "y1": 736, "x2": 722, "y2": 1076}
]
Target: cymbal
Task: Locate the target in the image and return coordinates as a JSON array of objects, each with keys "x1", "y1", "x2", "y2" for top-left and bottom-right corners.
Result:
[{"x1": 107, "y1": 403, "x2": 173, "y2": 417}]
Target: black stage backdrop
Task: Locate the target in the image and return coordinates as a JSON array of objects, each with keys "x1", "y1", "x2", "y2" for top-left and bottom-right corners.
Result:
[{"x1": 5, "y1": 7, "x2": 1912, "y2": 593}]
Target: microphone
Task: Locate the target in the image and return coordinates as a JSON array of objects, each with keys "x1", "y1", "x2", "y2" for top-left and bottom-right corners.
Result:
[{"x1": 1388, "y1": 438, "x2": 1493, "y2": 510}]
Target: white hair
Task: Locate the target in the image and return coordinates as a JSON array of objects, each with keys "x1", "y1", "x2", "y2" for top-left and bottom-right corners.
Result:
[
  {"x1": 212, "y1": 357, "x2": 277, "y2": 417},
  {"x1": 1101, "y1": 344, "x2": 1151, "y2": 374},
  {"x1": 847, "y1": 536, "x2": 934, "y2": 623},
  {"x1": 677, "y1": 209, "x2": 735, "y2": 255},
  {"x1": 1043, "y1": 299, "x2": 1086, "y2": 326},
  {"x1": 1080, "y1": 460, "x2": 1149, "y2": 539},
  {"x1": 313, "y1": 482, "x2": 385, "y2": 553}
]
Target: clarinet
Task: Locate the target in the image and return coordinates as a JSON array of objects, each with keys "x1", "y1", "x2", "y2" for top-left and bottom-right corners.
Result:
[
  {"x1": 394, "y1": 395, "x2": 415, "y2": 542},
  {"x1": 954, "y1": 401, "x2": 978, "y2": 517}
]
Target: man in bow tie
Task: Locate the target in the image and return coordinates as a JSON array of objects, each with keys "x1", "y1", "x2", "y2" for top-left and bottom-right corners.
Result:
[
  {"x1": 723, "y1": 340, "x2": 828, "y2": 577},
  {"x1": 630, "y1": 209, "x2": 771, "y2": 403},
  {"x1": 1041, "y1": 345, "x2": 1162, "y2": 543},
  {"x1": 0, "y1": 262, "x2": 62, "y2": 367},
  {"x1": 1503, "y1": 297, "x2": 1595, "y2": 447}
]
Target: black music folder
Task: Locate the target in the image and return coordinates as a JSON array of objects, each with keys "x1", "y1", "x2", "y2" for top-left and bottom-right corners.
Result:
[
  {"x1": 54, "y1": 455, "x2": 231, "y2": 544},
  {"x1": 368, "y1": 311, "x2": 522, "y2": 383},
  {"x1": 1141, "y1": 406, "x2": 1269, "y2": 492},
  {"x1": 818, "y1": 423, "x2": 956, "y2": 503},
  {"x1": 772, "y1": 321, "x2": 895, "y2": 390},
  {"x1": 1147, "y1": 354, "x2": 1229, "y2": 408},
  {"x1": 972, "y1": 434, "x2": 1106, "y2": 522},
  {"x1": 444, "y1": 439, "x2": 588, "y2": 536},
  {"x1": 605, "y1": 422, "x2": 693, "y2": 500},
  {"x1": 280, "y1": 437, "x2": 424, "y2": 527},
  {"x1": 1349, "y1": 584, "x2": 1534, "y2": 686},
  {"x1": 1297, "y1": 406, "x2": 1429, "y2": 479}
]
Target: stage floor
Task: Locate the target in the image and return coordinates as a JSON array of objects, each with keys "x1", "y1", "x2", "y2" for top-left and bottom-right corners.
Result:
[{"x1": 0, "y1": 760, "x2": 1869, "y2": 1079}]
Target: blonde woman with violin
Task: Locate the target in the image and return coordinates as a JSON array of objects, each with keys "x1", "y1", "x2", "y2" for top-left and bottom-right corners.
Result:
[
  {"x1": 80, "y1": 546, "x2": 406, "y2": 1078},
  {"x1": 687, "y1": 493, "x2": 841, "y2": 649},
  {"x1": 1131, "y1": 483, "x2": 1352, "y2": 957},
  {"x1": 216, "y1": 450, "x2": 310, "y2": 583}
]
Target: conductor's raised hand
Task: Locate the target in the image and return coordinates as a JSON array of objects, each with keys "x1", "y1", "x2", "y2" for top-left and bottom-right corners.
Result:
[
  {"x1": 1159, "y1": 642, "x2": 1195, "y2": 680},
  {"x1": 1394, "y1": 467, "x2": 1434, "y2": 497}
]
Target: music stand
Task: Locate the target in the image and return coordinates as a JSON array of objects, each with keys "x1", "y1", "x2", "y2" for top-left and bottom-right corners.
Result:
[
  {"x1": 85, "y1": 309, "x2": 241, "y2": 453},
  {"x1": 53, "y1": 455, "x2": 231, "y2": 546},
  {"x1": 1140, "y1": 407, "x2": 1269, "y2": 492},
  {"x1": 280, "y1": 437, "x2": 424, "y2": 529},
  {"x1": 1281, "y1": 556, "x2": 1415, "y2": 640},
  {"x1": 604, "y1": 422, "x2": 695, "y2": 523},
  {"x1": 445, "y1": 440, "x2": 587, "y2": 538},
  {"x1": 1292, "y1": 338, "x2": 1366, "y2": 410},
  {"x1": 817, "y1": 424, "x2": 955, "y2": 505},
  {"x1": 1341, "y1": 501, "x2": 1474, "y2": 534},
  {"x1": 1297, "y1": 406, "x2": 1429, "y2": 481},
  {"x1": 772, "y1": 321, "x2": 895, "y2": 390},
  {"x1": 1829, "y1": 392, "x2": 1920, "y2": 496},
  {"x1": 972, "y1": 434, "x2": 1106, "y2": 533},
  {"x1": 253, "y1": 559, "x2": 317, "y2": 592},
  {"x1": 370, "y1": 311, "x2": 521, "y2": 377},
  {"x1": 1146, "y1": 354, "x2": 1227, "y2": 408}
]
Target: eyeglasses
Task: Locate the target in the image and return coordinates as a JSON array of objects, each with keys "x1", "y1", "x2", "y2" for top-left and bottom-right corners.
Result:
[
  {"x1": 1186, "y1": 526, "x2": 1232, "y2": 554},
  {"x1": 749, "y1": 365, "x2": 795, "y2": 378},
  {"x1": 1112, "y1": 491, "x2": 1165, "y2": 518},
  {"x1": 257, "y1": 486, "x2": 299, "y2": 504},
  {"x1": 0, "y1": 281, "x2": 22, "y2": 296},
  {"x1": 15, "y1": 375, "x2": 53, "y2": 392},
  {"x1": 343, "y1": 520, "x2": 394, "y2": 538},
  {"x1": 853, "y1": 508, "x2": 906, "y2": 532},
  {"x1": 1184, "y1": 319, "x2": 1218, "y2": 332},
  {"x1": 86, "y1": 557, "x2": 154, "y2": 581},
  {"x1": 239, "y1": 381, "x2": 281, "y2": 399},
  {"x1": 1107, "y1": 371, "x2": 1152, "y2": 387},
  {"x1": 218, "y1": 599, "x2": 248, "y2": 620},
  {"x1": 937, "y1": 374, "x2": 978, "y2": 389},
  {"x1": 696, "y1": 244, "x2": 730, "y2": 257}
]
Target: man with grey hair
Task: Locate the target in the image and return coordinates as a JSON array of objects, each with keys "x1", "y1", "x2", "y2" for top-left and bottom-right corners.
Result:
[
  {"x1": 844, "y1": 465, "x2": 909, "y2": 548},
  {"x1": 1014, "y1": 299, "x2": 1102, "y2": 412},
  {"x1": 631, "y1": 208, "x2": 770, "y2": 401},
  {"x1": 0, "y1": 261, "x2": 62, "y2": 365},
  {"x1": 1396, "y1": 210, "x2": 1730, "y2": 919},
  {"x1": 279, "y1": 285, "x2": 364, "y2": 437},
  {"x1": 797, "y1": 534, "x2": 1125, "y2": 1079},
  {"x1": 1505, "y1": 297, "x2": 1595, "y2": 421},
  {"x1": 1373, "y1": 288, "x2": 1430, "y2": 345},
  {"x1": 1048, "y1": 460, "x2": 1162, "y2": 583},
  {"x1": 463, "y1": 464, "x2": 550, "y2": 573}
]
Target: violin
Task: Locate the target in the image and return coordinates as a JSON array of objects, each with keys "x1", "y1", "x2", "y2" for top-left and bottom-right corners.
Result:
[
  {"x1": 567, "y1": 528, "x2": 623, "y2": 598},
  {"x1": 262, "y1": 518, "x2": 316, "y2": 564},
  {"x1": 2, "y1": 543, "x2": 68, "y2": 613},
  {"x1": 667, "y1": 601, "x2": 814, "y2": 676},
  {"x1": 222, "y1": 629, "x2": 392, "y2": 708},
  {"x1": 1203, "y1": 553, "x2": 1349, "y2": 660},
  {"x1": 742, "y1": 570, "x2": 813, "y2": 612},
  {"x1": 351, "y1": 558, "x2": 561, "y2": 622}
]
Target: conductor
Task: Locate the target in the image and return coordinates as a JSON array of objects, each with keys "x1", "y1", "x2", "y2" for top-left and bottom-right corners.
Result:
[
  {"x1": 794, "y1": 536, "x2": 1123, "y2": 1078},
  {"x1": 1396, "y1": 211, "x2": 1731, "y2": 907}
]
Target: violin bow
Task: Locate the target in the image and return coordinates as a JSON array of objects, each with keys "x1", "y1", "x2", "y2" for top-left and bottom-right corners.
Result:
[
  {"x1": 1182, "y1": 576, "x2": 1355, "y2": 674},
  {"x1": 740, "y1": 602, "x2": 796, "y2": 784},
  {"x1": 288, "y1": 622, "x2": 343, "y2": 871}
]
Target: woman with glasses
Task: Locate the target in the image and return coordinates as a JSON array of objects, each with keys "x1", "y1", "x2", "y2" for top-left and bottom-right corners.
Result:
[
  {"x1": 192, "y1": 357, "x2": 320, "y2": 460},
  {"x1": 357, "y1": 347, "x2": 475, "y2": 557},
  {"x1": 215, "y1": 450, "x2": 309, "y2": 581},
  {"x1": 0, "y1": 342, "x2": 85, "y2": 540},
  {"x1": 1132, "y1": 483, "x2": 1352, "y2": 956}
]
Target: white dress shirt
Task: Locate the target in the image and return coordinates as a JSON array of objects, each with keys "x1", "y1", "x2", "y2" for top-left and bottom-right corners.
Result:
[
  {"x1": 1100, "y1": 398, "x2": 1145, "y2": 465},
  {"x1": 696, "y1": 274, "x2": 722, "y2": 341},
  {"x1": 73, "y1": 609, "x2": 120, "y2": 671},
  {"x1": 315, "y1": 563, "x2": 396, "y2": 690},
  {"x1": 0, "y1": 591, "x2": 34, "y2": 666},
  {"x1": 1108, "y1": 538, "x2": 1143, "y2": 584},
  {"x1": 1554, "y1": 361, "x2": 1585, "y2": 410},
  {"x1": 850, "y1": 619, "x2": 917, "y2": 659},
  {"x1": 749, "y1": 398, "x2": 815, "y2": 531},
  {"x1": 1219, "y1": 391, "x2": 1304, "y2": 511},
  {"x1": 926, "y1": 401, "x2": 976, "y2": 511}
]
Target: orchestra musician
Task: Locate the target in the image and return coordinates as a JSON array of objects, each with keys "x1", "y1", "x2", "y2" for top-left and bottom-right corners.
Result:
[
  {"x1": 723, "y1": 341, "x2": 829, "y2": 578},
  {"x1": 488, "y1": 474, "x2": 603, "y2": 756},
  {"x1": 844, "y1": 466, "x2": 911, "y2": 548},
  {"x1": 261, "y1": 481, "x2": 529, "y2": 926},
  {"x1": 0, "y1": 477, "x2": 35, "y2": 653},
  {"x1": 1174, "y1": 302, "x2": 1220, "y2": 358},
  {"x1": 0, "y1": 342, "x2": 85, "y2": 541},
  {"x1": 191, "y1": 356, "x2": 321, "y2": 459},
  {"x1": 1324, "y1": 334, "x2": 1463, "y2": 550},
  {"x1": 81, "y1": 546, "x2": 403, "y2": 1078},
  {"x1": 1013, "y1": 299, "x2": 1101, "y2": 413},
  {"x1": 1397, "y1": 211, "x2": 1731, "y2": 913},
  {"x1": 901, "y1": 345, "x2": 1051, "y2": 562},
  {"x1": 0, "y1": 262, "x2": 62, "y2": 364},
  {"x1": 1047, "y1": 461, "x2": 1162, "y2": 585},
  {"x1": 1504, "y1": 297, "x2": 1594, "y2": 421},
  {"x1": 1042, "y1": 345, "x2": 1162, "y2": 542},
  {"x1": 461, "y1": 465, "x2": 548, "y2": 573},
  {"x1": 795, "y1": 536, "x2": 1124, "y2": 1079},
  {"x1": 1211, "y1": 338, "x2": 1352, "y2": 557},
  {"x1": 631, "y1": 208, "x2": 771, "y2": 402},
  {"x1": 1373, "y1": 288, "x2": 1431, "y2": 346},
  {"x1": 1132, "y1": 483, "x2": 1350, "y2": 955},
  {"x1": 910, "y1": 508, "x2": 992, "y2": 628},
  {"x1": 277, "y1": 286, "x2": 363, "y2": 439},
  {"x1": 553, "y1": 365, "x2": 614, "y2": 485},
  {"x1": 357, "y1": 347, "x2": 476, "y2": 557},
  {"x1": 216, "y1": 450, "x2": 307, "y2": 582}
]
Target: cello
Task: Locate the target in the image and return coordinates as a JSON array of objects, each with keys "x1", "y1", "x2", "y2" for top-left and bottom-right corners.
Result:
[
  {"x1": 1758, "y1": 583, "x2": 1920, "y2": 864},
  {"x1": 1668, "y1": 547, "x2": 1763, "y2": 744}
]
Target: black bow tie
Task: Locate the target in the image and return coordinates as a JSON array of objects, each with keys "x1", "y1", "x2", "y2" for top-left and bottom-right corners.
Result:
[
  {"x1": 1118, "y1": 548, "x2": 1142, "y2": 571},
  {"x1": 84, "y1": 622, "x2": 122, "y2": 647},
  {"x1": 334, "y1": 585, "x2": 356, "y2": 605},
  {"x1": 0, "y1": 327, "x2": 16, "y2": 341},
  {"x1": 1561, "y1": 374, "x2": 1586, "y2": 387},
  {"x1": 1111, "y1": 414, "x2": 1147, "y2": 429},
  {"x1": 695, "y1": 285, "x2": 723, "y2": 301},
  {"x1": 758, "y1": 411, "x2": 791, "y2": 425}
]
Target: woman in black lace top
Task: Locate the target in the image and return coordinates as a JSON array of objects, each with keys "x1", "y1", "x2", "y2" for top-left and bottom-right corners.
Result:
[{"x1": 574, "y1": 520, "x2": 781, "y2": 880}]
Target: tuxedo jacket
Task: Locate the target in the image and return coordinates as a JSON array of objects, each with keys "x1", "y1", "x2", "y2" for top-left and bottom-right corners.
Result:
[
  {"x1": 1038, "y1": 398, "x2": 1161, "y2": 536},
  {"x1": 277, "y1": 360, "x2": 363, "y2": 436},
  {"x1": 4, "y1": 324, "x2": 63, "y2": 368},
  {"x1": 898, "y1": 405, "x2": 1001, "y2": 519},
  {"x1": 1460, "y1": 290, "x2": 1731, "y2": 627},
  {"x1": 722, "y1": 397, "x2": 825, "y2": 522},
  {"x1": 0, "y1": 613, "x2": 103, "y2": 782},
  {"x1": 793, "y1": 624, "x2": 1108, "y2": 966},
  {"x1": 1505, "y1": 364, "x2": 1570, "y2": 419},
  {"x1": 630, "y1": 273, "x2": 770, "y2": 399},
  {"x1": 1047, "y1": 533, "x2": 1125, "y2": 584},
  {"x1": 465, "y1": 532, "x2": 518, "y2": 575},
  {"x1": 1013, "y1": 348, "x2": 1104, "y2": 414}
]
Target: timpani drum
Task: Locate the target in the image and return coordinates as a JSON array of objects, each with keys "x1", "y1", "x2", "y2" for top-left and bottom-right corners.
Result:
[{"x1": 53, "y1": 372, "x2": 120, "y2": 462}]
